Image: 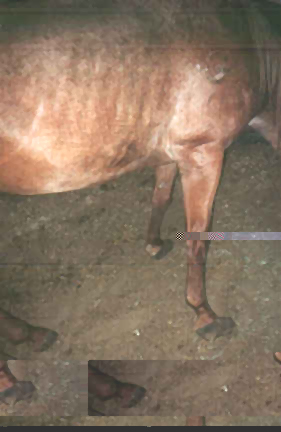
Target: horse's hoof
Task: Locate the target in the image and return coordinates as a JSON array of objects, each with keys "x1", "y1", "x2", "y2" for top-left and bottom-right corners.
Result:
[
  {"x1": 117, "y1": 383, "x2": 146, "y2": 408},
  {"x1": 27, "y1": 327, "x2": 58, "y2": 352},
  {"x1": 273, "y1": 352, "x2": 281, "y2": 365},
  {"x1": 196, "y1": 317, "x2": 236, "y2": 341},
  {"x1": 153, "y1": 239, "x2": 173, "y2": 260},
  {"x1": 8, "y1": 326, "x2": 58, "y2": 353},
  {"x1": 0, "y1": 381, "x2": 36, "y2": 406},
  {"x1": 0, "y1": 352, "x2": 17, "y2": 361},
  {"x1": 88, "y1": 408, "x2": 106, "y2": 416},
  {"x1": 146, "y1": 239, "x2": 173, "y2": 260}
]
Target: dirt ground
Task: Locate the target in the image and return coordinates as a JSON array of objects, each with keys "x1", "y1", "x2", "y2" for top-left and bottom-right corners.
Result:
[{"x1": 0, "y1": 131, "x2": 281, "y2": 422}]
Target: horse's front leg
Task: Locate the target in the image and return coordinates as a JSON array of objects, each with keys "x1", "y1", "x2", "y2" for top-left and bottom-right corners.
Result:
[
  {"x1": 0, "y1": 361, "x2": 35, "y2": 405},
  {"x1": 146, "y1": 163, "x2": 177, "y2": 260},
  {"x1": 179, "y1": 142, "x2": 235, "y2": 341}
]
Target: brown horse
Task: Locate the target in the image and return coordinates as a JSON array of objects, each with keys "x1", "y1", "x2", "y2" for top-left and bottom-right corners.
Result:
[{"x1": 0, "y1": 0, "x2": 280, "y2": 351}]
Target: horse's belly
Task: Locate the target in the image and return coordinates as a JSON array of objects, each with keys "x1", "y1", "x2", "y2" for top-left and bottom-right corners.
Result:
[
  {"x1": 0, "y1": 138, "x2": 149, "y2": 195},
  {"x1": 0, "y1": 158, "x2": 100, "y2": 195}
]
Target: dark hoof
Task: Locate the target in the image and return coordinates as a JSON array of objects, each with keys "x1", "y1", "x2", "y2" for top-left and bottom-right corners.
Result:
[
  {"x1": 88, "y1": 408, "x2": 106, "y2": 416},
  {"x1": 273, "y1": 352, "x2": 281, "y2": 365},
  {"x1": 34, "y1": 329, "x2": 58, "y2": 353},
  {"x1": 8, "y1": 326, "x2": 58, "y2": 353},
  {"x1": 27, "y1": 327, "x2": 58, "y2": 353},
  {"x1": 0, "y1": 381, "x2": 36, "y2": 406},
  {"x1": 118, "y1": 384, "x2": 146, "y2": 408},
  {"x1": 0, "y1": 352, "x2": 17, "y2": 361},
  {"x1": 196, "y1": 317, "x2": 236, "y2": 341},
  {"x1": 152, "y1": 239, "x2": 174, "y2": 260},
  {"x1": 124, "y1": 386, "x2": 146, "y2": 408}
]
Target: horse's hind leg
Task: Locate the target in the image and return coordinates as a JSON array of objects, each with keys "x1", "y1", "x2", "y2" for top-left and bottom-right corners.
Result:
[
  {"x1": 146, "y1": 163, "x2": 177, "y2": 260},
  {"x1": 180, "y1": 143, "x2": 235, "y2": 341},
  {"x1": 0, "y1": 361, "x2": 35, "y2": 406},
  {"x1": 88, "y1": 363, "x2": 146, "y2": 413},
  {"x1": 0, "y1": 307, "x2": 58, "y2": 353}
]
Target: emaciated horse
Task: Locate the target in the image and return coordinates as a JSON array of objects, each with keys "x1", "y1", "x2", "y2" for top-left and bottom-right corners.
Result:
[{"x1": 0, "y1": 0, "x2": 280, "y2": 356}]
